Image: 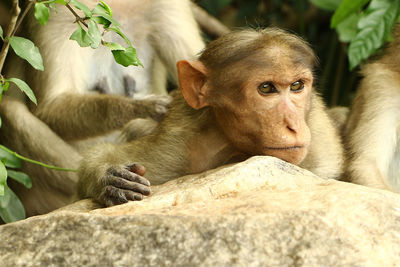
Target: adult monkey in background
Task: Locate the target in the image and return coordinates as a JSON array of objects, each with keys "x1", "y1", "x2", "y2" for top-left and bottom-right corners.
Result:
[
  {"x1": 78, "y1": 28, "x2": 344, "y2": 207},
  {"x1": 344, "y1": 25, "x2": 400, "y2": 192},
  {"x1": 0, "y1": 0, "x2": 205, "y2": 216}
]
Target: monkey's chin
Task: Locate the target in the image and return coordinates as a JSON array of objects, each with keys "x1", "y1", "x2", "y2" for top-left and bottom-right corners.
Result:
[{"x1": 263, "y1": 146, "x2": 308, "y2": 165}]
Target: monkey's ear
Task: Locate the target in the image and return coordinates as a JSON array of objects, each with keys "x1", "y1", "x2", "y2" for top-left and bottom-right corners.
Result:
[{"x1": 177, "y1": 60, "x2": 210, "y2": 109}]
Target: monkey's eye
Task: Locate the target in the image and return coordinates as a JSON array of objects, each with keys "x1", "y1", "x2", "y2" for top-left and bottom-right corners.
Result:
[
  {"x1": 290, "y1": 80, "x2": 304, "y2": 92},
  {"x1": 258, "y1": 82, "x2": 277, "y2": 95}
]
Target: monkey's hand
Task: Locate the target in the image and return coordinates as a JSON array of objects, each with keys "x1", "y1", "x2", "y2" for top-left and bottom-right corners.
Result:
[
  {"x1": 99, "y1": 163, "x2": 151, "y2": 207},
  {"x1": 134, "y1": 94, "x2": 172, "y2": 122}
]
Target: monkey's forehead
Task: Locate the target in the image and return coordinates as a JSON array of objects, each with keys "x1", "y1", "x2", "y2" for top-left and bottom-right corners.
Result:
[
  {"x1": 230, "y1": 47, "x2": 315, "y2": 72},
  {"x1": 208, "y1": 44, "x2": 316, "y2": 73}
]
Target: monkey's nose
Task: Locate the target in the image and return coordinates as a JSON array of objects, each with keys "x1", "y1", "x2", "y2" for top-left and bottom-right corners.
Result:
[
  {"x1": 285, "y1": 117, "x2": 300, "y2": 133},
  {"x1": 283, "y1": 113, "x2": 300, "y2": 134},
  {"x1": 287, "y1": 125, "x2": 297, "y2": 133}
]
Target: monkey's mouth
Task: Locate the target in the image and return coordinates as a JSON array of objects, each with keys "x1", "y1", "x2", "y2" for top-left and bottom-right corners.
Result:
[
  {"x1": 264, "y1": 145, "x2": 304, "y2": 151},
  {"x1": 262, "y1": 145, "x2": 307, "y2": 165}
]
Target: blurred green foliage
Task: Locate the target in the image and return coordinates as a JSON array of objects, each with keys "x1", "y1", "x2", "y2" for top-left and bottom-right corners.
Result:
[{"x1": 330, "y1": 0, "x2": 400, "y2": 70}]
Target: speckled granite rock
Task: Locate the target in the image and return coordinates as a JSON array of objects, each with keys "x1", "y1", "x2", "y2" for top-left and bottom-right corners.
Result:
[{"x1": 1, "y1": 156, "x2": 399, "y2": 266}]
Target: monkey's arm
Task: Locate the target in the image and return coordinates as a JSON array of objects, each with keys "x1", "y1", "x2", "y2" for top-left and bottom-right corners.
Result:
[
  {"x1": 149, "y1": 0, "x2": 205, "y2": 83},
  {"x1": 190, "y1": 2, "x2": 230, "y2": 38},
  {"x1": 77, "y1": 132, "x2": 188, "y2": 207},
  {"x1": 33, "y1": 93, "x2": 170, "y2": 141},
  {"x1": 77, "y1": 94, "x2": 196, "y2": 206}
]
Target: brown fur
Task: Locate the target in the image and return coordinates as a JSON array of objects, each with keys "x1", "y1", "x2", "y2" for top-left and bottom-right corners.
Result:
[{"x1": 78, "y1": 28, "x2": 344, "y2": 207}]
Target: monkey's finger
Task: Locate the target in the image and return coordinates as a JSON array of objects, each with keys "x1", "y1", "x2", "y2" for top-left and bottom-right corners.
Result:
[
  {"x1": 123, "y1": 190, "x2": 144, "y2": 201},
  {"x1": 108, "y1": 176, "x2": 151, "y2": 196},
  {"x1": 126, "y1": 163, "x2": 146, "y2": 176},
  {"x1": 101, "y1": 186, "x2": 145, "y2": 207},
  {"x1": 110, "y1": 168, "x2": 150, "y2": 186},
  {"x1": 156, "y1": 95, "x2": 173, "y2": 108},
  {"x1": 100, "y1": 186, "x2": 128, "y2": 207}
]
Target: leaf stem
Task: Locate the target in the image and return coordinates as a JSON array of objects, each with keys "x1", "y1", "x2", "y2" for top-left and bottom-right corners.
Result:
[
  {"x1": 0, "y1": 145, "x2": 78, "y2": 172},
  {"x1": 66, "y1": 2, "x2": 88, "y2": 28},
  {"x1": 0, "y1": 0, "x2": 21, "y2": 74}
]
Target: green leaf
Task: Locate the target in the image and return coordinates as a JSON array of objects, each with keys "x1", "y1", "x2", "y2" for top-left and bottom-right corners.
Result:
[
  {"x1": 7, "y1": 78, "x2": 38, "y2": 105},
  {"x1": 310, "y1": 0, "x2": 342, "y2": 11},
  {"x1": 49, "y1": 3, "x2": 56, "y2": 10},
  {"x1": 92, "y1": 16, "x2": 111, "y2": 28},
  {"x1": 7, "y1": 170, "x2": 32, "y2": 189},
  {"x1": 8, "y1": 36, "x2": 44, "y2": 71},
  {"x1": 348, "y1": 0, "x2": 400, "y2": 69},
  {"x1": 0, "y1": 161, "x2": 6, "y2": 196},
  {"x1": 0, "y1": 184, "x2": 9, "y2": 206},
  {"x1": 336, "y1": 13, "x2": 361, "y2": 42},
  {"x1": 92, "y1": 1, "x2": 112, "y2": 17},
  {"x1": 54, "y1": 0, "x2": 67, "y2": 4},
  {"x1": 0, "y1": 147, "x2": 21, "y2": 169},
  {"x1": 112, "y1": 46, "x2": 143, "y2": 67},
  {"x1": 108, "y1": 26, "x2": 131, "y2": 45},
  {"x1": 0, "y1": 185, "x2": 26, "y2": 223},
  {"x1": 87, "y1": 20, "x2": 101, "y2": 49},
  {"x1": 70, "y1": 0, "x2": 92, "y2": 17},
  {"x1": 99, "y1": 1, "x2": 112, "y2": 16},
  {"x1": 96, "y1": 13, "x2": 120, "y2": 27},
  {"x1": 0, "y1": 185, "x2": 3, "y2": 196},
  {"x1": 91, "y1": 2, "x2": 118, "y2": 28},
  {"x1": 331, "y1": 0, "x2": 370, "y2": 28},
  {"x1": 34, "y1": 3, "x2": 50, "y2": 26},
  {"x1": 70, "y1": 26, "x2": 92, "y2": 47},
  {"x1": 103, "y1": 42, "x2": 125, "y2": 51},
  {"x1": 2, "y1": 81, "x2": 9, "y2": 92},
  {"x1": 0, "y1": 25, "x2": 3, "y2": 40}
]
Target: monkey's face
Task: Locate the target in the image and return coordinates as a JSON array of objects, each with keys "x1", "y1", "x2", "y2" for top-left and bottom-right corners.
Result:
[{"x1": 211, "y1": 53, "x2": 313, "y2": 165}]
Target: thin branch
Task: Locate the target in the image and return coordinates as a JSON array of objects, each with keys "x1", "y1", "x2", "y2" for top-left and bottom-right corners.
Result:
[
  {"x1": 12, "y1": 0, "x2": 36, "y2": 36},
  {"x1": 0, "y1": 0, "x2": 21, "y2": 74},
  {"x1": 0, "y1": 145, "x2": 78, "y2": 172},
  {"x1": 66, "y1": 3, "x2": 88, "y2": 28}
]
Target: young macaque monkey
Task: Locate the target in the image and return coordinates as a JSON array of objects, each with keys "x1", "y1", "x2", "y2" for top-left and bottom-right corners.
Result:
[{"x1": 78, "y1": 28, "x2": 344, "y2": 206}]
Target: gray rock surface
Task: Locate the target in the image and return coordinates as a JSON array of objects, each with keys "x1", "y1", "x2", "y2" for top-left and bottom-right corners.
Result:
[{"x1": 1, "y1": 156, "x2": 400, "y2": 266}]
